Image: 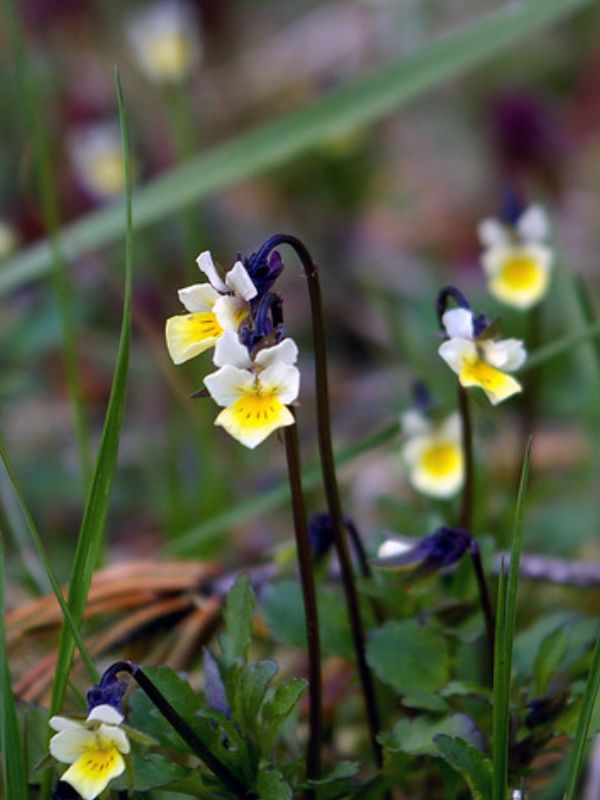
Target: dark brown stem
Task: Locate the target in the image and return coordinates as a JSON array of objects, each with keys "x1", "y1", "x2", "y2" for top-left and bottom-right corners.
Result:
[
  {"x1": 253, "y1": 235, "x2": 383, "y2": 768},
  {"x1": 284, "y1": 419, "x2": 322, "y2": 797},
  {"x1": 101, "y1": 662, "x2": 249, "y2": 797}
]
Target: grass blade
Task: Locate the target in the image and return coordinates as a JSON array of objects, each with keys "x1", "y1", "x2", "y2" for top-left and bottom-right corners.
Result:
[
  {"x1": 0, "y1": 434, "x2": 98, "y2": 682},
  {"x1": 168, "y1": 419, "x2": 399, "y2": 555},
  {"x1": 0, "y1": 0, "x2": 592, "y2": 296},
  {"x1": 0, "y1": 537, "x2": 28, "y2": 800},
  {"x1": 2, "y1": 0, "x2": 92, "y2": 485},
  {"x1": 564, "y1": 630, "x2": 600, "y2": 799},
  {"x1": 48, "y1": 68, "x2": 134, "y2": 720},
  {"x1": 521, "y1": 319, "x2": 600, "y2": 373},
  {"x1": 493, "y1": 440, "x2": 532, "y2": 800}
]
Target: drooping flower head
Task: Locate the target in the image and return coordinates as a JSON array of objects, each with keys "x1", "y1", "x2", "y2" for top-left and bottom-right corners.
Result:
[
  {"x1": 401, "y1": 408, "x2": 464, "y2": 499},
  {"x1": 437, "y1": 288, "x2": 526, "y2": 405},
  {"x1": 373, "y1": 526, "x2": 474, "y2": 581},
  {"x1": 165, "y1": 251, "x2": 257, "y2": 364},
  {"x1": 479, "y1": 202, "x2": 553, "y2": 310},
  {"x1": 49, "y1": 704, "x2": 130, "y2": 800},
  {"x1": 204, "y1": 331, "x2": 300, "y2": 449},
  {"x1": 126, "y1": 0, "x2": 201, "y2": 86}
]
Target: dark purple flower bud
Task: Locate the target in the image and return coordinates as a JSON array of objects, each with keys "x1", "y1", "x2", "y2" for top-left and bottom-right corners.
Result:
[
  {"x1": 525, "y1": 690, "x2": 568, "y2": 728},
  {"x1": 308, "y1": 512, "x2": 336, "y2": 561},
  {"x1": 203, "y1": 648, "x2": 231, "y2": 717},
  {"x1": 244, "y1": 249, "x2": 285, "y2": 297},
  {"x1": 373, "y1": 526, "x2": 473, "y2": 581},
  {"x1": 86, "y1": 673, "x2": 127, "y2": 714},
  {"x1": 53, "y1": 781, "x2": 81, "y2": 799},
  {"x1": 238, "y1": 292, "x2": 285, "y2": 352}
]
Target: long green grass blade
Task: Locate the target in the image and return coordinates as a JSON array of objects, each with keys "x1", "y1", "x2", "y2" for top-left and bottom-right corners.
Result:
[
  {"x1": 48, "y1": 69, "x2": 134, "y2": 719},
  {"x1": 0, "y1": 434, "x2": 98, "y2": 682},
  {"x1": 0, "y1": 537, "x2": 28, "y2": 799},
  {"x1": 168, "y1": 419, "x2": 399, "y2": 555},
  {"x1": 493, "y1": 440, "x2": 532, "y2": 800},
  {"x1": 564, "y1": 630, "x2": 600, "y2": 799},
  {"x1": 0, "y1": 0, "x2": 592, "y2": 296},
  {"x1": 521, "y1": 319, "x2": 600, "y2": 373},
  {"x1": 2, "y1": 0, "x2": 92, "y2": 484}
]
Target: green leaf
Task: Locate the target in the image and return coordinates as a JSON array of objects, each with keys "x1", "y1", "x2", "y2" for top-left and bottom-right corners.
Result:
[
  {"x1": 384, "y1": 714, "x2": 481, "y2": 757},
  {"x1": 565, "y1": 629, "x2": 600, "y2": 799},
  {"x1": 237, "y1": 660, "x2": 279, "y2": 734},
  {"x1": 493, "y1": 441, "x2": 531, "y2": 800},
  {"x1": 0, "y1": 538, "x2": 28, "y2": 799},
  {"x1": 434, "y1": 735, "x2": 493, "y2": 800},
  {"x1": 19, "y1": 703, "x2": 50, "y2": 782},
  {"x1": 402, "y1": 692, "x2": 449, "y2": 713},
  {"x1": 222, "y1": 573, "x2": 255, "y2": 664},
  {"x1": 534, "y1": 627, "x2": 569, "y2": 696},
  {"x1": 112, "y1": 753, "x2": 191, "y2": 792},
  {"x1": 261, "y1": 677, "x2": 307, "y2": 755},
  {"x1": 366, "y1": 620, "x2": 450, "y2": 696},
  {"x1": 48, "y1": 70, "x2": 134, "y2": 718},
  {"x1": 256, "y1": 767, "x2": 293, "y2": 800},
  {"x1": 261, "y1": 580, "x2": 354, "y2": 660},
  {"x1": 0, "y1": 0, "x2": 592, "y2": 296}
]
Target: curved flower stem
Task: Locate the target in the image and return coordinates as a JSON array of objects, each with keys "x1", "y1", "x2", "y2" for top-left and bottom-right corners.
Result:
[
  {"x1": 100, "y1": 662, "x2": 249, "y2": 797},
  {"x1": 284, "y1": 418, "x2": 322, "y2": 795},
  {"x1": 253, "y1": 234, "x2": 384, "y2": 768}
]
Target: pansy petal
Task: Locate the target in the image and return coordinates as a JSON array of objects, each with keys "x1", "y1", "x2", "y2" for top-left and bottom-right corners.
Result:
[
  {"x1": 411, "y1": 439, "x2": 464, "y2": 498},
  {"x1": 480, "y1": 338, "x2": 526, "y2": 371},
  {"x1": 478, "y1": 217, "x2": 510, "y2": 248},
  {"x1": 87, "y1": 705, "x2": 124, "y2": 726},
  {"x1": 376, "y1": 538, "x2": 414, "y2": 561},
  {"x1": 165, "y1": 313, "x2": 222, "y2": 364},
  {"x1": 437, "y1": 412, "x2": 462, "y2": 442},
  {"x1": 438, "y1": 338, "x2": 477, "y2": 375},
  {"x1": 50, "y1": 728, "x2": 96, "y2": 763},
  {"x1": 214, "y1": 396, "x2": 295, "y2": 449},
  {"x1": 213, "y1": 295, "x2": 248, "y2": 332},
  {"x1": 487, "y1": 244, "x2": 552, "y2": 309},
  {"x1": 97, "y1": 724, "x2": 130, "y2": 754},
  {"x1": 213, "y1": 331, "x2": 253, "y2": 369},
  {"x1": 204, "y1": 364, "x2": 254, "y2": 407},
  {"x1": 442, "y1": 308, "x2": 474, "y2": 340},
  {"x1": 50, "y1": 716, "x2": 85, "y2": 733},
  {"x1": 258, "y1": 363, "x2": 300, "y2": 405},
  {"x1": 255, "y1": 338, "x2": 299, "y2": 368},
  {"x1": 196, "y1": 251, "x2": 228, "y2": 293},
  {"x1": 61, "y1": 747, "x2": 125, "y2": 800},
  {"x1": 517, "y1": 204, "x2": 549, "y2": 242},
  {"x1": 459, "y1": 358, "x2": 522, "y2": 404},
  {"x1": 178, "y1": 283, "x2": 220, "y2": 313},
  {"x1": 400, "y1": 409, "x2": 430, "y2": 437},
  {"x1": 225, "y1": 261, "x2": 257, "y2": 301}
]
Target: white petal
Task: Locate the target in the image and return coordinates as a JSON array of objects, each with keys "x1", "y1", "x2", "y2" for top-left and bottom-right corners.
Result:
[
  {"x1": 49, "y1": 715, "x2": 85, "y2": 733},
  {"x1": 401, "y1": 435, "x2": 428, "y2": 468},
  {"x1": 225, "y1": 261, "x2": 257, "y2": 301},
  {"x1": 437, "y1": 412, "x2": 462, "y2": 442},
  {"x1": 258, "y1": 363, "x2": 300, "y2": 405},
  {"x1": 97, "y1": 723, "x2": 130, "y2": 754},
  {"x1": 517, "y1": 204, "x2": 549, "y2": 242},
  {"x1": 478, "y1": 217, "x2": 509, "y2": 248},
  {"x1": 377, "y1": 539, "x2": 413, "y2": 560},
  {"x1": 50, "y1": 728, "x2": 96, "y2": 763},
  {"x1": 213, "y1": 295, "x2": 247, "y2": 332},
  {"x1": 204, "y1": 365, "x2": 254, "y2": 407},
  {"x1": 442, "y1": 308, "x2": 474, "y2": 340},
  {"x1": 255, "y1": 338, "x2": 299, "y2": 368},
  {"x1": 400, "y1": 409, "x2": 430, "y2": 437},
  {"x1": 213, "y1": 331, "x2": 252, "y2": 369},
  {"x1": 481, "y1": 245, "x2": 512, "y2": 278},
  {"x1": 87, "y1": 705, "x2": 124, "y2": 726},
  {"x1": 196, "y1": 251, "x2": 228, "y2": 293},
  {"x1": 480, "y1": 338, "x2": 526, "y2": 372},
  {"x1": 178, "y1": 283, "x2": 220, "y2": 313},
  {"x1": 438, "y1": 338, "x2": 477, "y2": 375}
]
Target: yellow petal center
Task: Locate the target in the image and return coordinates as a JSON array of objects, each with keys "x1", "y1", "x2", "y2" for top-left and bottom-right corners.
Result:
[
  {"x1": 420, "y1": 442, "x2": 461, "y2": 478},
  {"x1": 152, "y1": 34, "x2": 192, "y2": 79},
  {"x1": 498, "y1": 255, "x2": 542, "y2": 290},
  {"x1": 228, "y1": 389, "x2": 286, "y2": 429},
  {"x1": 184, "y1": 311, "x2": 223, "y2": 340},
  {"x1": 87, "y1": 152, "x2": 125, "y2": 197},
  {"x1": 460, "y1": 356, "x2": 509, "y2": 392},
  {"x1": 62, "y1": 744, "x2": 125, "y2": 800}
]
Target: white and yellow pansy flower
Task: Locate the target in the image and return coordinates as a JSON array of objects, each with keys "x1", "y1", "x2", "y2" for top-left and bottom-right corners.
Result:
[
  {"x1": 49, "y1": 704, "x2": 130, "y2": 800},
  {"x1": 0, "y1": 219, "x2": 18, "y2": 260},
  {"x1": 69, "y1": 123, "x2": 125, "y2": 201},
  {"x1": 127, "y1": 0, "x2": 201, "y2": 85},
  {"x1": 438, "y1": 307, "x2": 526, "y2": 405},
  {"x1": 479, "y1": 204, "x2": 553, "y2": 309},
  {"x1": 401, "y1": 410, "x2": 464, "y2": 498},
  {"x1": 165, "y1": 252, "x2": 257, "y2": 365},
  {"x1": 204, "y1": 332, "x2": 300, "y2": 449}
]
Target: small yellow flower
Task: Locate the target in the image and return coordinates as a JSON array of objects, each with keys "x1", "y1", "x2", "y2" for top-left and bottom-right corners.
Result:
[
  {"x1": 204, "y1": 332, "x2": 300, "y2": 449},
  {"x1": 165, "y1": 252, "x2": 257, "y2": 365},
  {"x1": 438, "y1": 308, "x2": 526, "y2": 405},
  {"x1": 401, "y1": 410, "x2": 463, "y2": 498},
  {"x1": 49, "y1": 704, "x2": 130, "y2": 800},
  {"x1": 479, "y1": 205, "x2": 553, "y2": 310},
  {"x1": 69, "y1": 123, "x2": 125, "y2": 201},
  {"x1": 127, "y1": 0, "x2": 201, "y2": 85}
]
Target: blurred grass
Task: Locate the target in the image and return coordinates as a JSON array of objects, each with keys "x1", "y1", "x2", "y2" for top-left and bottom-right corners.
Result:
[{"x1": 0, "y1": 0, "x2": 593, "y2": 296}]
